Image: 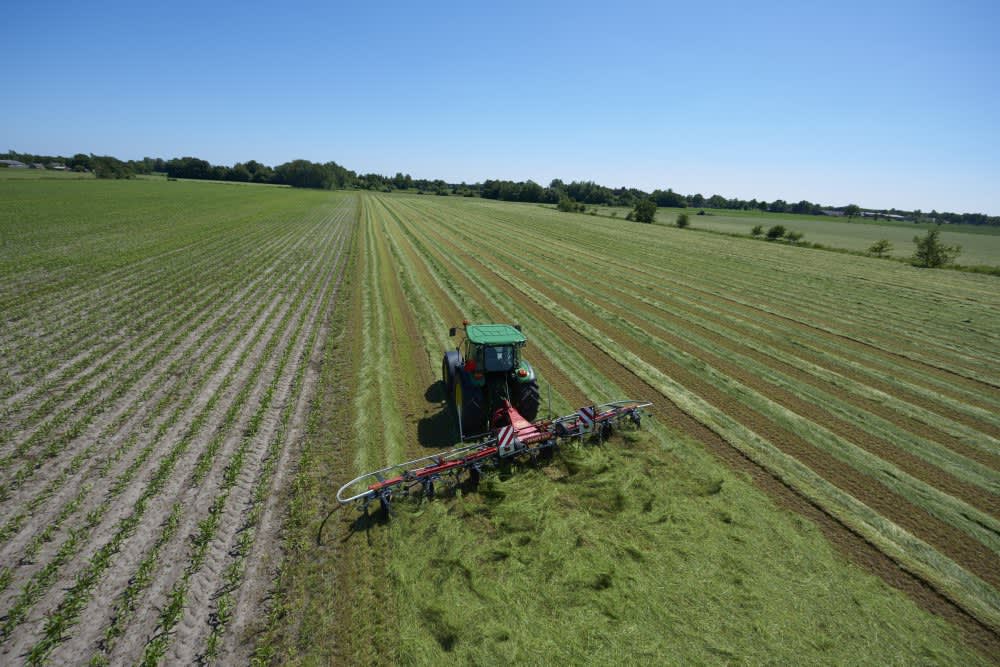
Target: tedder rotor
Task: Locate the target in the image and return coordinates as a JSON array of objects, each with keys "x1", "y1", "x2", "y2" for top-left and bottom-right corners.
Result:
[{"x1": 336, "y1": 322, "x2": 652, "y2": 516}]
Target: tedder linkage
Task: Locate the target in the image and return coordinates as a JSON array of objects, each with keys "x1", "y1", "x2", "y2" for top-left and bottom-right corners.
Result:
[{"x1": 336, "y1": 399, "x2": 651, "y2": 516}]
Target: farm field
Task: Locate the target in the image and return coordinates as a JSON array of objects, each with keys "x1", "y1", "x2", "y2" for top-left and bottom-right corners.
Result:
[
  {"x1": 586, "y1": 203, "x2": 1000, "y2": 266},
  {"x1": 2, "y1": 179, "x2": 998, "y2": 665},
  {"x1": 263, "y1": 192, "x2": 999, "y2": 664},
  {"x1": 0, "y1": 178, "x2": 353, "y2": 664}
]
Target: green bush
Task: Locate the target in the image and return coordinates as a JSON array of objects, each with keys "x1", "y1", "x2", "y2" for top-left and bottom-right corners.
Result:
[
  {"x1": 766, "y1": 225, "x2": 786, "y2": 240},
  {"x1": 751, "y1": 225, "x2": 763, "y2": 237},
  {"x1": 912, "y1": 229, "x2": 960, "y2": 268},
  {"x1": 868, "y1": 239, "x2": 892, "y2": 257},
  {"x1": 631, "y1": 199, "x2": 657, "y2": 224},
  {"x1": 676, "y1": 213, "x2": 690, "y2": 228}
]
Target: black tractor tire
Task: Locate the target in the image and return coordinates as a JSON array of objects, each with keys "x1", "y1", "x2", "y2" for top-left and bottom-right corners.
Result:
[
  {"x1": 514, "y1": 379, "x2": 540, "y2": 422},
  {"x1": 455, "y1": 373, "x2": 486, "y2": 436},
  {"x1": 442, "y1": 350, "x2": 461, "y2": 396}
]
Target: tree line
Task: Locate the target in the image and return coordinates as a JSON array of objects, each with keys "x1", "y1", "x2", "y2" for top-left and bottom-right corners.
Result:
[{"x1": 4, "y1": 149, "x2": 996, "y2": 226}]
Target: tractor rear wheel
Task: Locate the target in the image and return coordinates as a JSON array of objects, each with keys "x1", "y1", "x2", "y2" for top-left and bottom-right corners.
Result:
[
  {"x1": 455, "y1": 374, "x2": 485, "y2": 436},
  {"x1": 442, "y1": 357, "x2": 453, "y2": 394},
  {"x1": 442, "y1": 350, "x2": 461, "y2": 395},
  {"x1": 514, "y1": 379, "x2": 540, "y2": 421}
]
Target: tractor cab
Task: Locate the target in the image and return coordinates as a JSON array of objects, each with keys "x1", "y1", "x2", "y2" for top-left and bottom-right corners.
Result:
[{"x1": 453, "y1": 324, "x2": 528, "y2": 384}]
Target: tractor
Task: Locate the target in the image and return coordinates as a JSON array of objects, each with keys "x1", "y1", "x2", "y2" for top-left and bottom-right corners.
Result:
[
  {"x1": 337, "y1": 318, "x2": 652, "y2": 513},
  {"x1": 442, "y1": 321, "x2": 540, "y2": 437}
]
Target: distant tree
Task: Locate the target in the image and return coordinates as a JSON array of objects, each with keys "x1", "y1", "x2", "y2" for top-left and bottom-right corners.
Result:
[
  {"x1": 690, "y1": 193, "x2": 705, "y2": 208},
  {"x1": 228, "y1": 163, "x2": 252, "y2": 182},
  {"x1": 785, "y1": 230, "x2": 804, "y2": 243},
  {"x1": 519, "y1": 180, "x2": 543, "y2": 202},
  {"x1": 766, "y1": 225, "x2": 786, "y2": 239},
  {"x1": 676, "y1": 213, "x2": 690, "y2": 228},
  {"x1": 757, "y1": 200, "x2": 768, "y2": 212},
  {"x1": 632, "y1": 198, "x2": 657, "y2": 223},
  {"x1": 652, "y1": 188, "x2": 687, "y2": 208},
  {"x1": 707, "y1": 194, "x2": 727, "y2": 209},
  {"x1": 844, "y1": 204, "x2": 861, "y2": 221},
  {"x1": 868, "y1": 239, "x2": 893, "y2": 257},
  {"x1": 91, "y1": 155, "x2": 134, "y2": 179},
  {"x1": 912, "y1": 229, "x2": 960, "y2": 268},
  {"x1": 751, "y1": 224, "x2": 763, "y2": 237}
]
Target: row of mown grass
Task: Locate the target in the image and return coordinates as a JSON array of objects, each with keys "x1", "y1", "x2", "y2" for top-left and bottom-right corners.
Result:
[
  {"x1": 388, "y1": 194, "x2": 1000, "y2": 628},
  {"x1": 259, "y1": 192, "x2": 989, "y2": 664}
]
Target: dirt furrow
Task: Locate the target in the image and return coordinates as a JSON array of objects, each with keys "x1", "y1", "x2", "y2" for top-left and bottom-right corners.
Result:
[{"x1": 220, "y1": 197, "x2": 358, "y2": 664}]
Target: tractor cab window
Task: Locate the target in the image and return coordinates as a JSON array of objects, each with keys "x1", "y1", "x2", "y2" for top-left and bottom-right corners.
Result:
[{"x1": 483, "y1": 345, "x2": 515, "y2": 372}]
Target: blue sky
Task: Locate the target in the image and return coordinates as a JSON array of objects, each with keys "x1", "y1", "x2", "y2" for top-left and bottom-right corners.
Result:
[{"x1": 4, "y1": 1, "x2": 998, "y2": 213}]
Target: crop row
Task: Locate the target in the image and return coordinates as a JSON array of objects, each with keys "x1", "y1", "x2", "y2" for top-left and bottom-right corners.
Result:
[
  {"x1": 0, "y1": 188, "x2": 353, "y2": 664},
  {"x1": 2, "y1": 214, "x2": 334, "y2": 650}
]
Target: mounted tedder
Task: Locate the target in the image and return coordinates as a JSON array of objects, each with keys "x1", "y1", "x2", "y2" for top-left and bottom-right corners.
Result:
[{"x1": 336, "y1": 321, "x2": 652, "y2": 515}]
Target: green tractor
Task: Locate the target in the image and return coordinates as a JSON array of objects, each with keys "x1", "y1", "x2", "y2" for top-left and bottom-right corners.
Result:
[{"x1": 442, "y1": 321, "x2": 541, "y2": 437}]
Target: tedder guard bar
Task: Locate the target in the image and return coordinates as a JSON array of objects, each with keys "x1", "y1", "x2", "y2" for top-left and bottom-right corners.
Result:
[{"x1": 336, "y1": 400, "x2": 652, "y2": 514}]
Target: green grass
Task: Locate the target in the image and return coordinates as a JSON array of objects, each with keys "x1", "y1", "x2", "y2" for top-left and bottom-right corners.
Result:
[
  {"x1": 582, "y1": 203, "x2": 1000, "y2": 265},
  {"x1": 262, "y1": 191, "x2": 994, "y2": 665},
  {"x1": 0, "y1": 168, "x2": 93, "y2": 180},
  {"x1": 387, "y1": 435, "x2": 982, "y2": 664}
]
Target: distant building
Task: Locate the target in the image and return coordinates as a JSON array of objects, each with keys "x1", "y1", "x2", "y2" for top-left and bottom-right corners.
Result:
[
  {"x1": 861, "y1": 211, "x2": 905, "y2": 220},
  {"x1": 820, "y1": 209, "x2": 845, "y2": 217},
  {"x1": 30, "y1": 163, "x2": 45, "y2": 169},
  {"x1": 47, "y1": 162, "x2": 67, "y2": 170},
  {"x1": 0, "y1": 159, "x2": 27, "y2": 168}
]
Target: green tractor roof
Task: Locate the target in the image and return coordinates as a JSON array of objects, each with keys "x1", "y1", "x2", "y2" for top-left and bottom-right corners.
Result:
[{"x1": 465, "y1": 324, "x2": 526, "y2": 346}]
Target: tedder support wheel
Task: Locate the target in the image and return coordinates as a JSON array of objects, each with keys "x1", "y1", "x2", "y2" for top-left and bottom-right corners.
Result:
[{"x1": 514, "y1": 379, "x2": 540, "y2": 422}]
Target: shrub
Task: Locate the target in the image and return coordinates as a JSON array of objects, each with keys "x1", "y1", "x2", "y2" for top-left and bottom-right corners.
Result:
[
  {"x1": 751, "y1": 225, "x2": 763, "y2": 237},
  {"x1": 766, "y1": 225, "x2": 786, "y2": 240},
  {"x1": 785, "y1": 230, "x2": 803, "y2": 243},
  {"x1": 557, "y1": 195, "x2": 577, "y2": 212},
  {"x1": 676, "y1": 213, "x2": 690, "y2": 228},
  {"x1": 912, "y1": 229, "x2": 960, "y2": 268},
  {"x1": 631, "y1": 199, "x2": 657, "y2": 224},
  {"x1": 868, "y1": 239, "x2": 892, "y2": 257}
]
